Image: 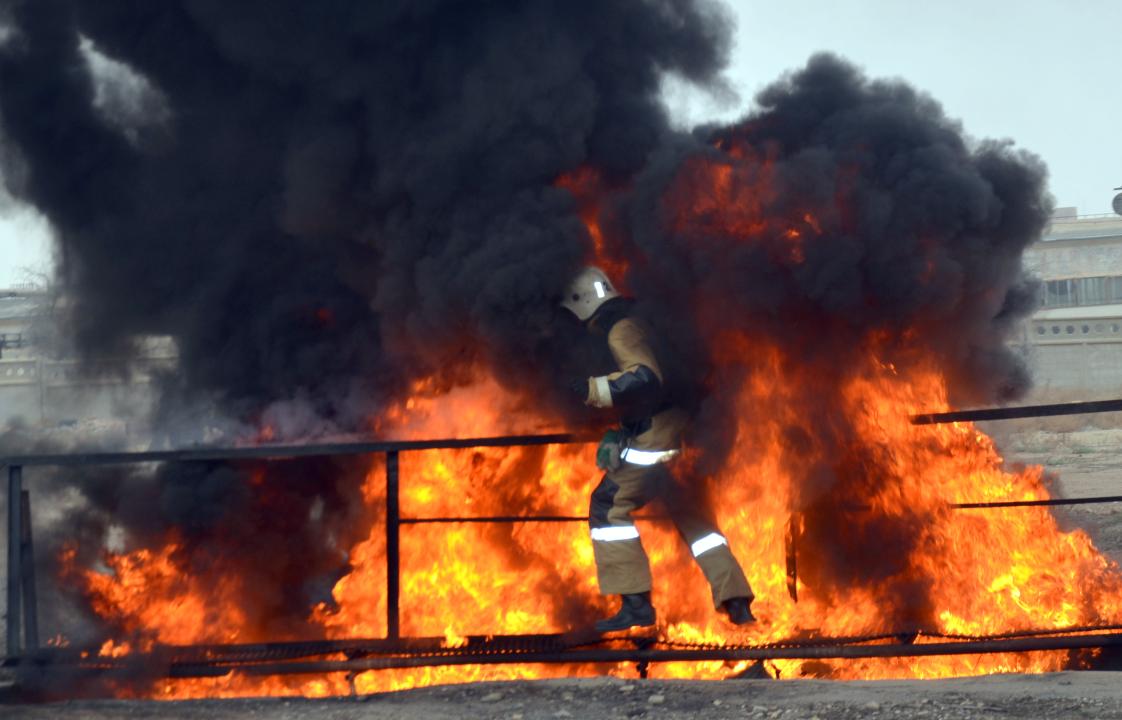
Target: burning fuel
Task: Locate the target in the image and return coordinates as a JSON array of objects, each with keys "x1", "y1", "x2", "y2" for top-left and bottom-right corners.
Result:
[{"x1": 3, "y1": 0, "x2": 1112, "y2": 702}]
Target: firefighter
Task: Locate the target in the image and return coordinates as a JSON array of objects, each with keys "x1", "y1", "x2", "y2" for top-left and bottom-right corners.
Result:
[{"x1": 561, "y1": 266, "x2": 755, "y2": 632}]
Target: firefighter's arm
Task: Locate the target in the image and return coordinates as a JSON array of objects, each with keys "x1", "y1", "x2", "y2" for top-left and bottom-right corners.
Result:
[{"x1": 585, "y1": 319, "x2": 663, "y2": 409}]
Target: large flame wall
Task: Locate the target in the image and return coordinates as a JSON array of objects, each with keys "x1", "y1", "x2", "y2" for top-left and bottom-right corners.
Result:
[{"x1": 62, "y1": 360, "x2": 1122, "y2": 698}]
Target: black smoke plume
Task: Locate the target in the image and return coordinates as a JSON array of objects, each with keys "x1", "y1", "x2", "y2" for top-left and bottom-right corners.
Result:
[
  {"x1": 0, "y1": 0, "x2": 1051, "y2": 653},
  {"x1": 0, "y1": 0, "x2": 736, "y2": 649},
  {"x1": 0, "y1": 0, "x2": 732, "y2": 433},
  {"x1": 611, "y1": 55, "x2": 1050, "y2": 631}
]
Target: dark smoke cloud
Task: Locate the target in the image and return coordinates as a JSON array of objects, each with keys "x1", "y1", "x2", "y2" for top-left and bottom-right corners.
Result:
[
  {"x1": 1, "y1": 0, "x2": 1053, "y2": 646},
  {"x1": 0, "y1": 0, "x2": 732, "y2": 434},
  {"x1": 616, "y1": 54, "x2": 1048, "y2": 462},
  {"x1": 610, "y1": 54, "x2": 1049, "y2": 631},
  {"x1": 0, "y1": 0, "x2": 734, "y2": 646}
]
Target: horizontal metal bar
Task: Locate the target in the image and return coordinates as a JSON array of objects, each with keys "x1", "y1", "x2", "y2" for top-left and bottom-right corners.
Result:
[
  {"x1": 952, "y1": 495, "x2": 1122, "y2": 509},
  {"x1": 912, "y1": 398, "x2": 1122, "y2": 425},
  {"x1": 401, "y1": 515, "x2": 587, "y2": 524},
  {"x1": 7, "y1": 488, "x2": 1107, "y2": 523},
  {"x1": 127, "y1": 632, "x2": 1122, "y2": 679},
  {"x1": 0, "y1": 433, "x2": 597, "y2": 468},
  {"x1": 400, "y1": 514, "x2": 666, "y2": 525},
  {"x1": 17, "y1": 623, "x2": 1122, "y2": 674}
]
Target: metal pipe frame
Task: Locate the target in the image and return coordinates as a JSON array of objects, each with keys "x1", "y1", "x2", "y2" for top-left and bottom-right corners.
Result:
[
  {"x1": 912, "y1": 398, "x2": 1122, "y2": 425},
  {"x1": 12, "y1": 630, "x2": 1122, "y2": 682},
  {"x1": 5, "y1": 408, "x2": 1122, "y2": 683},
  {"x1": 385, "y1": 451, "x2": 400, "y2": 640},
  {"x1": 1, "y1": 434, "x2": 595, "y2": 662},
  {"x1": 20, "y1": 490, "x2": 39, "y2": 651},
  {"x1": 173, "y1": 631, "x2": 1122, "y2": 677},
  {"x1": 6, "y1": 465, "x2": 21, "y2": 658},
  {"x1": 0, "y1": 433, "x2": 595, "y2": 468}
]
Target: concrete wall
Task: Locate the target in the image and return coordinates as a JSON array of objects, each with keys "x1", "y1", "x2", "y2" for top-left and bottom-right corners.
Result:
[
  {"x1": 1024, "y1": 238, "x2": 1122, "y2": 278},
  {"x1": 0, "y1": 358, "x2": 162, "y2": 426},
  {"x1": 1020, "y1": 342, "x2": 1122, "y2": 395}
]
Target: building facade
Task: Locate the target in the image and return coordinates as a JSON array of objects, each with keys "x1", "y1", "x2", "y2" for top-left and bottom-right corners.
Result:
[
  {"x1": 1017, "y1": 213, "x2": 1122, "y2": 396},
  {"x1": 0, "y1": 288, "x2": 173, "y2": 426}
]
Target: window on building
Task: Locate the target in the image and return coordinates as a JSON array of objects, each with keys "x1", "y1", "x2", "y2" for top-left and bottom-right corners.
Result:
[
  {"x1": 1044, "y1": 279, "x2": 1073, "y2": 307},
  {"x1": 1040, "y1": 275, "x2": 1122, "y2": 309}
]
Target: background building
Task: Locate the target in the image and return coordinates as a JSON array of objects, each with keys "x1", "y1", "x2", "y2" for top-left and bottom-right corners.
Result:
[
  {"x1": 0, "y1": 286, "x2": 173, "y2": 427},
  {"x1": 1017, "y1": 211, "x2": 1122, "y2": 396}
]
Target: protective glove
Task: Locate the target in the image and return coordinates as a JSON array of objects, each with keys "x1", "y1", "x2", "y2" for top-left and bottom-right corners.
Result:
[
  {"x1": 596, "y1": 429, "x2": 624, "y2": 472},
  {"x1": 568, "y1": 378, "x2": 590, "y2": 404}
]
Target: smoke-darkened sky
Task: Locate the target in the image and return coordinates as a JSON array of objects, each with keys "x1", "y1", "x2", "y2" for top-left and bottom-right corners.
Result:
[
  {"x1": 0, "y1": 0, "x2": 1052, "y2": 441},
  {"x1": 2, "y1": 0, "x2": 1119, "y2": 289},
  {"x1": 0, "y1": 1, "x2": 1058, "y2": 645}
]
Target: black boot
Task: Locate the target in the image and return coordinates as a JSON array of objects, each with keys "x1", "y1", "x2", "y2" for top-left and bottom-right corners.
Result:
[
  {"x1": 721, "y1": 596, "x2": 756, "y2": 625},
  {"x1": 595, "y1": 592, "x2": 656, "y2": 632}
]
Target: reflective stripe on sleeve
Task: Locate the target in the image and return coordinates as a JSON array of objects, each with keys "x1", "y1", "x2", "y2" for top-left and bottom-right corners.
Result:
[
  {"x1": 592, "y1": 375, "x2": 612, "y2": 407},
  {"x1": 620, "y1": 447, "x2": 679, "y2": 466},
  {"x1": 690, "y1": 532, "x2": 728, "y2": 557},
  {"x1": 590, "y1": 525, "x2": 641, "y2": 542}
]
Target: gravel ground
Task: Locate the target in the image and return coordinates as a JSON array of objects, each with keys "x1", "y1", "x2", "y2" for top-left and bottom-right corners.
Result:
[
  {"x1": 6, "y1": 673, "x2": 1122, "y2": 719},
  {"x1": 5, "y1": 428, "x2": 1122, "y2": 718}
]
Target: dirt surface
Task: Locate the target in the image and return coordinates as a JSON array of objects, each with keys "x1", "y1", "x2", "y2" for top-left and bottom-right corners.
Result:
[
  {"x1": 6, "y1": 427, "x2": 1122, "y2": 718},
  {"x1": 6, "y1": 673, "x2": 1122, "y2": 719}
]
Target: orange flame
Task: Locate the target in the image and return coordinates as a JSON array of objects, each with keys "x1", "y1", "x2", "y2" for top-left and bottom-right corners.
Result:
[
  {"x1": 62, "y1": 362, "x2": 1122, "y2": 695},
  {"x1": 57, "y1": 156, "x2": 1122, "y2": 697}
]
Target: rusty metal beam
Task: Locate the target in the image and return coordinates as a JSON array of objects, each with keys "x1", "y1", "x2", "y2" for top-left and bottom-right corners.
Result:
[
  {"x1": 19, "y1": 490, "x2": 38, "y2": 651},
  {"x1": 385, "y1": 451, "x2": 400, "y2": 640},
  {"x1": 14, "y1": 631, "x2": 1122, "y2": 682},
  {"x1": 203, "y1": 631, "x2": 1122, "y2": 676},
  {"x1": 953, "y1": 495, "x2": 1122, "y2": 509},
  {"x1": 912, "y1": 398, "x2": 1122, "y2": 425},
  {"x1": 0, "y1": 433, "x2": 596, "y2": 468},
  {"x1": 6, "y1": 464, "x2": 21, "y2": 658}
]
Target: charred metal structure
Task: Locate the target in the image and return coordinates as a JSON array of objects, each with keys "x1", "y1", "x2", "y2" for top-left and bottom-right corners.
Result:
[{"x1": 5, "y1": 399, "x2": 1122, "y2": 697}]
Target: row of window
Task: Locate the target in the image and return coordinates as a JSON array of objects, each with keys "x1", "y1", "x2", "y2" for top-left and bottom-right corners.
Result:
[
  {"x1": 1041, "y1": 276, "x2": 1122, "y2": 308},
  {"x1": 1, "y1": 365, "x2": 35, "y2": 377},
  {"x1": 1035, "y1": 322, "x2": 1122, "y2": 336}
]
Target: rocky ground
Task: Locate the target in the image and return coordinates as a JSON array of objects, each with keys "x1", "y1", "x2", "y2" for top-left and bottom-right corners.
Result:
[
  {"x1": 5, "y1": 426, "x2": 1122, "y2": 718},
  {"x1": 6, "y1": 673, "x2": 1122, "y2": 719}
]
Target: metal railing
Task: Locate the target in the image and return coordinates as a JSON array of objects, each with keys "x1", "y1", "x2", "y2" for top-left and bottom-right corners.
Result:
[
  {"x1": 5, "y1": 396, "x2": 1122, "y2": 676},
  {"x1": 2, "y1": 432, "x2": 594, "y2": 658}
]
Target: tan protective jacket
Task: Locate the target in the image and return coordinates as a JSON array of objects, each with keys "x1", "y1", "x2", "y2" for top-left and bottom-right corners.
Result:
[{"x1": 585, "y1": 317, "x2": 687, "y2": 453}]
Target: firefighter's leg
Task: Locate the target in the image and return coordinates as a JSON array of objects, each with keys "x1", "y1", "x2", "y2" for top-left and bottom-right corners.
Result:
[
  {"x1": 664, "y1": 477, "x2": 754, "y2": 610},
  {"x1": 588, "y1": 463, "x2": 660, "y2": 596}
]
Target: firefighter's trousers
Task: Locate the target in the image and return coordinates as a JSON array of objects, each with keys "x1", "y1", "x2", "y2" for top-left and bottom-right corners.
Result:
[{"x1": 588, "y1": 461, "x2": 753, "y2": 607}]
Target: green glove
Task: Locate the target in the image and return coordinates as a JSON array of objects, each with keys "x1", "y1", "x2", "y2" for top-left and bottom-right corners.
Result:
[{"x1": 596, "y1": 429, "x2": 624, "y2": 471}]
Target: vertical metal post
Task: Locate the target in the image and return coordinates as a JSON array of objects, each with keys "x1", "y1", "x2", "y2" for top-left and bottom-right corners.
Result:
[
  {"x1": 785, "y1": 511, "x2": 799, "y2": 602},
  {"x1": 6, "y1": 465, "x2": 22, "y2": 656},
  {"x1": 37, "y1": 357, "x2": 46, "y2": 424},
  {"x1": 385, "y1": 451, "x2": 400, "y2": 640},
  {"x1": 20, "y1": 489, "x2": 39, "y2": 650}
]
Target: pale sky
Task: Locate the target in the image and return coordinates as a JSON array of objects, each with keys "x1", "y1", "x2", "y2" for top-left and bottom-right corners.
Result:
[{"x1": 1, "y1": 0, "x2": 1119, "y2": 287}]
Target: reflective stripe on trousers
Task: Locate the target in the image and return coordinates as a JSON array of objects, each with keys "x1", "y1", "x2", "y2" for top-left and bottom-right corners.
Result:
[
  {"x1": 690, "y1": 532, "x2": 728, "y2": 557},
  {"x1": 590, "y1": 525, "x2": 640, "y2": 542},
  {"x1": 620, "y1": 447, "x2": 679, "y2": 465}
]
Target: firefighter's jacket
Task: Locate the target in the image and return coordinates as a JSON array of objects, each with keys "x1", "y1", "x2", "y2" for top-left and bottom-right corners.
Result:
[
  {"x1": 584, "y1": 316, "x2": 686, "y2": 454},
  {"x1": 582, "y1": 312, "x2": 755, "y2": 606}
]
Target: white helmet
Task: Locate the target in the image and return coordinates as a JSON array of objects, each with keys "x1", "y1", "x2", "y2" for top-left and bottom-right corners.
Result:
[{"x1": 560, "y1": 266, "x2": 621, "y2": 321}]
